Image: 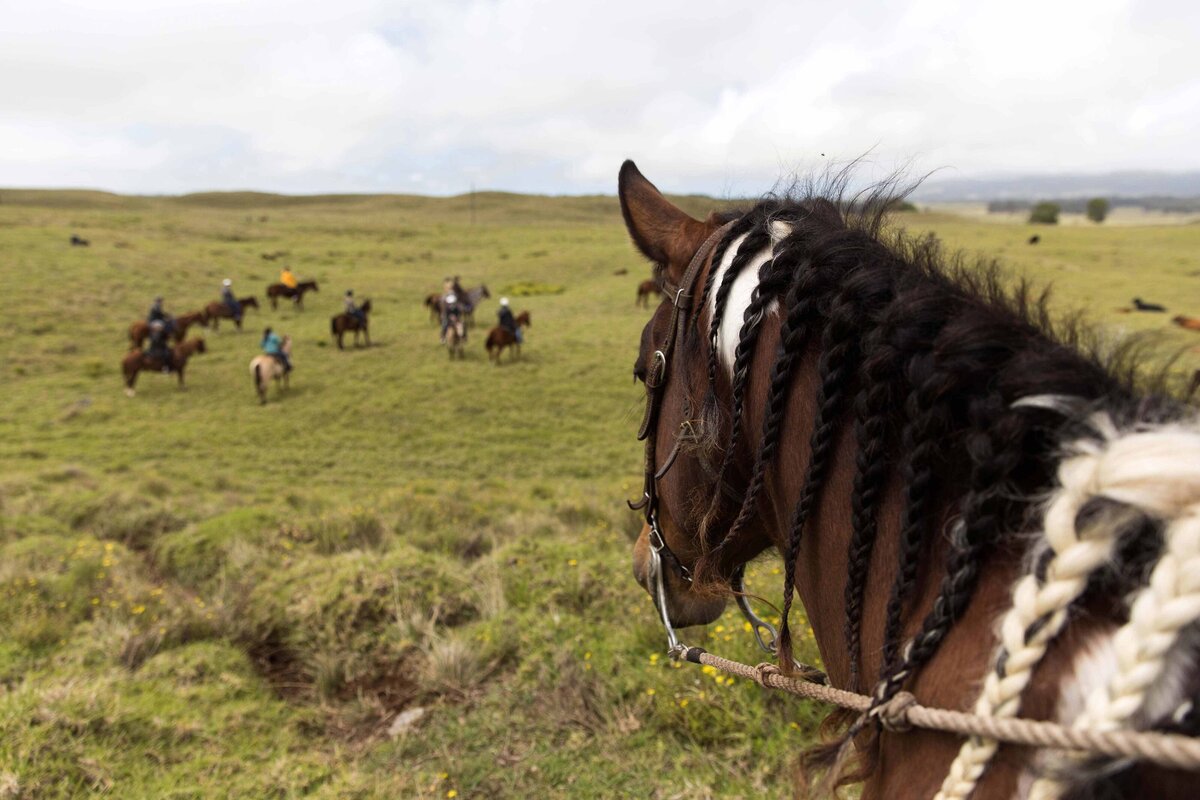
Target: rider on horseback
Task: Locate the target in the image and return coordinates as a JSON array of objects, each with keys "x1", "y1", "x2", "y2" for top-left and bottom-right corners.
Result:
[
  {"x1": 221, "y1": 279, "x2": 242, "y2": 322},
  {"x1": 147, "y1": 296, "x2": 175, "y2": 336},
  {"x1": 280, "y1": 267, "x2": 297, "y2": 289},
  {"x1": 344, "y1": 290, "x2": 366, "y2": 326},
  {"x1": 441, "y1": 293, "x2": 465, "y2": 343},
  {"x1": 261, "y1": 327, "x2": 292, "y2": 372},
  {"x1": 146, "y1": 319, "x2": 174, "y2": 373},
  {"x1": 498, "y1": 297, "x2": 522, "y2": 343}
]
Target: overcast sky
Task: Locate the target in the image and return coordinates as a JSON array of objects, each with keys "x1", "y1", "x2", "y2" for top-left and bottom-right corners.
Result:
[{"x1": 2, "y1": 0, "x2": 1197, "y2": 196}]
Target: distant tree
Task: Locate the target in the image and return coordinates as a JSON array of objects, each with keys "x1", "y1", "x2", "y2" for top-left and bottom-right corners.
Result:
[
  {"x1": 888, "y1": 199, "x2": 918, "y2": 213},
  {"x1": 1029, "y1": 202, "x2": 1060, "y2": 225},
  {"x1": 1086, "y1": 197, "x2": 1110, "y2": 223}
]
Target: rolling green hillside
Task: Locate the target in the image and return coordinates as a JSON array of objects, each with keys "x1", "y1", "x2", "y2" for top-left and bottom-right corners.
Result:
[{"x1": 0, "y1": 191, "x2": 1197, "y2": 798}]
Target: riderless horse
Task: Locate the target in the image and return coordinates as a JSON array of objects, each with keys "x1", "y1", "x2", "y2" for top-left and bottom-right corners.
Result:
[
  {"x1": 636, "y1": 279, "x2": 661, "y2": 308},
  {"x1": 121, "y1": 337, "x2": 207, "y2": 396},
  {"x1": 620, "y1": 160, "x2": 1200, "y2": 800}
]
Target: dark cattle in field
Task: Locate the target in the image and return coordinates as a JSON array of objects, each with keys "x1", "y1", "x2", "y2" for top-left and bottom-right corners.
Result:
[
  {"x1": 1133, "y1": 297, "x2": 1167, "y2": 312},
  {"x1": 1027, "y1": 235, "x2": 1039, "y2": 245},
  {"x1": 70, "y1": 235, "x2": 90, "y2": 246}
]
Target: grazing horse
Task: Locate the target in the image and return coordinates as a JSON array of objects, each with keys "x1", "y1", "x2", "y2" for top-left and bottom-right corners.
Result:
[
  {"x1": 250, "y1": 336, "x2": 291, "y2": 404},
  {"x1": 121, "y1": 337, "x2": 206, "y2": 396},
  {"x1": 484, "y1": 311, "x2": 530, "y2": 364},
  {"x1": 70, "y1": 234, "x2": 90, "y2": 247},
  {"x1": 636, "y1": 279, "x2": 661, "y2": 307},
  {"x1": 331, "y1": 298, "x2": 371, "y2": 349},
  {"x1": 619, "y1": 160, "x2": 1200, "y2": 800},
  {"x1": 266, "y1": 280, "x2": 319, "y2": 310},
  {"x1": 205, "y1": 296, "x2": 259, "y2": 330},
  {"x1": 128, "y1": 309, "x2": 209, "y2": 347},
  {"x1": 1173, "y1": 315, "x2": 1200, "y2": 332}
]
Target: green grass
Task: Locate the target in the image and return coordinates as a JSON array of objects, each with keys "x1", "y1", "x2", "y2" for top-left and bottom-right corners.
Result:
[{"x1": 0, "y1": 191, "x2": 1197, "y2": 798}]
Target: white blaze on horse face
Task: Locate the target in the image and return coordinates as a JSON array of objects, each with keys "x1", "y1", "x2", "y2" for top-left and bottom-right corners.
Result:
[{"x1": 708, "y1": 222, "x2": 792, "y2": 377}]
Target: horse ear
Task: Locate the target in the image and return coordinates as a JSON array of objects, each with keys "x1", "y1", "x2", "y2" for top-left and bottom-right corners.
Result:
[{"x1": 619, "y1": 160, "x2": 712, "y2": 285}]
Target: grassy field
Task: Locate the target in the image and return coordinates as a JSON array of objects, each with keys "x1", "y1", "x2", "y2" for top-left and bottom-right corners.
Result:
[{"x1": 0, "y1": 188, "x2": 1197, "y2": 799}]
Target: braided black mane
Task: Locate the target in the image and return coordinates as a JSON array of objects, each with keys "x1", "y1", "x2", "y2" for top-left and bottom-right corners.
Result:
[{"x1": 682, "y1": 186, "x2": 1188, "y2": 718}]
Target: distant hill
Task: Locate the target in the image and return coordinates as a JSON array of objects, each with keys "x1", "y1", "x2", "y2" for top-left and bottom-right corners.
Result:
[{"x1": 913, "y1": 171, "x2": 1200, "y2": 203}]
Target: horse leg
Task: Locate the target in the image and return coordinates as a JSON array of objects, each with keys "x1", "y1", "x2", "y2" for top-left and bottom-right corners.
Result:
[
  {"x1": 270, "y1": 296, "x2": 277, "y2": 310},
  {"x1": 177, "y1": 366, "x2": 186, "y2": 390},
  {"x1": 123, "y1": 364, "x2": 138, "y2": 397}
]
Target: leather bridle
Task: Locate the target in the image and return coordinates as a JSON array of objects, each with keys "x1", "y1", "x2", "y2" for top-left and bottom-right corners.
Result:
[{"x1": 629, "y1": 219, "x2": 784, "y2": 658}]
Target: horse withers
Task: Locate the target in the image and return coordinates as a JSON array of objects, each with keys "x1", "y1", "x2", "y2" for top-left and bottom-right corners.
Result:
[
  {"x1": 619, "y1": 160, "x2": 1200, "y2": 800},
  {"x1": 121, "y1": 337, "x2": 207, "y2": 396},
  {"x1": 485, "y1": 311, "x2": 530, "y2": 364},
  {"x1": 331, "y1": 299, "x2": 371, "y2": 349},
  {"x1": 250, "y1": 336, "x2": 292, "y2": 404}
]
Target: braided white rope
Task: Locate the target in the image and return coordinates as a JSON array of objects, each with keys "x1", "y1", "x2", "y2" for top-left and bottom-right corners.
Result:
[
  {"x1": 1027, "y1": 470, "x2": 1200, "y2": 800},
  {"x1": 933, "y1": 415, "x2": 1197, "y2": 800}
]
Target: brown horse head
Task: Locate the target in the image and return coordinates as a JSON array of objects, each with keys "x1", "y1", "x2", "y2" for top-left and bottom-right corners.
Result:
[{"x1": 619, "y1": 159, "x2": 1200, "y2": 798}]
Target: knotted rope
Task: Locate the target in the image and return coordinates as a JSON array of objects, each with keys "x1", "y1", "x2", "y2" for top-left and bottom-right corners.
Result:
[{"x1": 668, "y1": 645, "x2": 1200, "y2": 771}]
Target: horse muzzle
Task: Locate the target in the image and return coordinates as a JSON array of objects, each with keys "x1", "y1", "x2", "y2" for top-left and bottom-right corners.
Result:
[{"x1": 633, "y1": 524, "x2": 727, "y2": 629}]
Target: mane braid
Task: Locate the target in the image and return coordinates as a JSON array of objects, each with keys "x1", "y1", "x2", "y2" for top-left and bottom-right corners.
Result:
[
  {"x1": 697, "y1": 214, "x2": 758, "y2": 317},
  {"x1": 704, "y1": 228, "x2": 835, "y2": 576},
  {"x1": 706, "y1": 224, "x2": 773, "y2": 399},
  {"x1": 872, "y1": 396, "x2": 1033, "y2": 710},
  {"x1": 698, "y1": 255, "x2": 792, "y2": 550},
  {"x1": 843, "y1": 333, "x2": 899, "y2": 692},
  {"x1": 880, "y1": 351, "x2": 956, "y2": 671}
]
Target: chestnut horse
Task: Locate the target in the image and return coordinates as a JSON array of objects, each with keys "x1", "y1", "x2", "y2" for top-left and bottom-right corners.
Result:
[
  {"x1": 121, "y1": 337, "x2": 207, "y2": 396},
  {"x1": 205, "y1": 296, "x2": 259, "y2": 330},
  {"x1": 620, "y1": 160, "x2": 1200, "y2": 800},
  {"x1": 128, "y1": 310, "x2": 209, "y2": 347},
  {"x1": 484, "y1": 311, "x2": 530, "y2": 364},
  {"x1": 423, "y1": 293, "x2": 441, "y2": 323},
  {"x1": 1173, "y1": 315, "x2": 1200, "y2": 332},
  {"x1": 636, "y1": 279, "x2": 661, "y2": 307},
  {"x1": 266, "y1": 280, "x2": 319, "y2": 310},
  {"x1": 331, "y1": 299, "x2": 371, "y2": 349},
  {"x1": 250, "y1": 336, "x2": 291, "y2": 404}
]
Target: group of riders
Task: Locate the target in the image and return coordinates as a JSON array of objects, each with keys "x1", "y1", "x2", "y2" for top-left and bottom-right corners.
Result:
[
  {"x1": 140, "y1": 268, "x2": 333, "y2": 375},
  {"x1": 438, "y1": 276, "x2": 521, "y2": 345},
  {"x1": 140, "y1": 268, "x2": 498, "y2": 376}
]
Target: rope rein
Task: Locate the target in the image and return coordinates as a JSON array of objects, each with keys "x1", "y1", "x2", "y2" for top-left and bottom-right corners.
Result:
[{"x1": 666, "y1": 645, "x2": 1200, "y2": 772}]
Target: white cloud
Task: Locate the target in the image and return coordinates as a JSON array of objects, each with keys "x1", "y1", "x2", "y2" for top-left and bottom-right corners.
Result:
[{"x1": 0, "y1": 0, "x2": 1197, "y2": 194}]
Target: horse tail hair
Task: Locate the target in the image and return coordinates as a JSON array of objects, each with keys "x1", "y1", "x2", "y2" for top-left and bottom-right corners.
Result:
[
  {"x1": 330, "y1": 317, "x2": 337, "y2": 336},
  {"x1": 253, "y1": 362, "x2": 261, "y2": 389}
]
